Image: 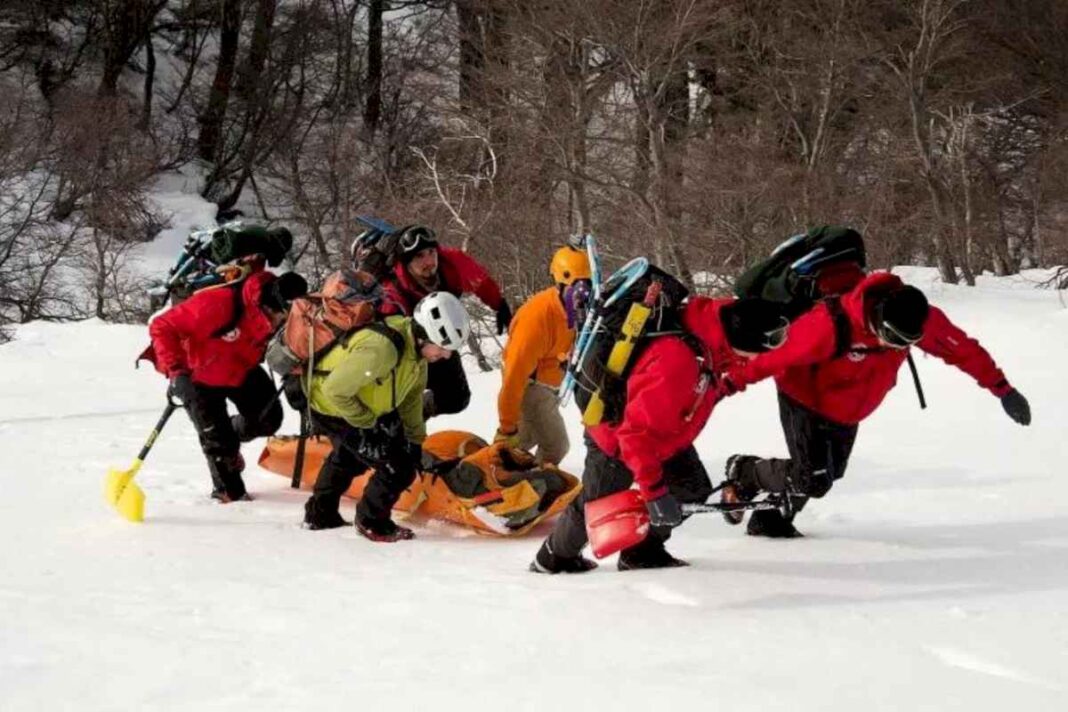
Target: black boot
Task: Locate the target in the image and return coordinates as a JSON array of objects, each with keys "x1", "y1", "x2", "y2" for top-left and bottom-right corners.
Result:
[
  {"x1": 208, "y1": 453, "x2": 248, "y2": 502},
  {"x1": 302, "y1": 498, "x2": 350, "y2": 530},
  {"x1": 747, "y1": 509, "x2": 803, "y2": 538},
  {"x1": 617, "y1": 539, "x2": 689, "y2": 571},
  {"x1": 354, "y1": 505, "x2": 415, "y2": 542},
  {"x1": 529, "y1": 540, "x2": 598, "y2": 574},
  {"x1": 722, "y1": 455, "x2": 760, "y2": 526},
  {"x1": 355, "y1": 515, "x2": 415, "y2": 542}
]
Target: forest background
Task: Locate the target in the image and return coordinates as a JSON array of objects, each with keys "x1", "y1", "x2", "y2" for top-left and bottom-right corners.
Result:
[{"x1": 3, "y1": 0, "x2": 1067, "y2": 345}]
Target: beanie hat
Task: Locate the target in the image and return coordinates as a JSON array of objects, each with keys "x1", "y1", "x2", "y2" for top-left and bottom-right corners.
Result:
[
  {"x1": 720, "y1": 298, "x2": 789, "y2": 353},
  {"x1": 872, "y1": 286, "x2": 928, "y2": 346},
  {"x1": 261, "y1": 272, "x2": 308, "y2": 313},
  {"x1": 397, "y1": 226, "x2": 439, "y2": 264}
]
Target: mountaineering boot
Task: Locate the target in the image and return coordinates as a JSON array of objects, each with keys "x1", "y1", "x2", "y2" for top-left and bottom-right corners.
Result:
[
  {"x1": 208, "y1": 453, "x2": 249, "y2": 502},
  {"x1": 302, "y1": 499, "x2": 350, "y2": 530},
  {"x1": 617, "y1": 539, "x2": 689, "y2": 571},
  {"x1": 211, "y1": 490, "x2": 254, "y2": 503},
  {"x1": 529, "y1": 541, "x2": 598, "y2": 574},
  {"x1": 721, "y1": 455, "x2": 759, "y2": 525},
  {"x1": 355, "y1": 513, "x2": 415, "y2": 542},
  {"x1": 747, "y1": 509, "x2": 803, "y2": 538}
]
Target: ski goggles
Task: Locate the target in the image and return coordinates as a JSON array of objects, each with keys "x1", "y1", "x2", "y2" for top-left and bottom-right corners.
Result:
[
  {"x1": 399, "y1": 227, "x2": 438, "y2": 256},
  {"x1": 762, "y1": 317, "x2": 790, "y2": 350},
  {"x1": 877, "y1": 320, "x2": 922, "y2": 349}
]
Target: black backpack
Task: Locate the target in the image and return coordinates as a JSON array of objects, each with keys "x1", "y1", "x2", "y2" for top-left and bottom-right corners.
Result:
[
  {"x1": 733, "y1": 225, "x2": 866, "y2": 320},
  {"x1": 572, "y1": 264, "x2": 699, "y2": 426}
]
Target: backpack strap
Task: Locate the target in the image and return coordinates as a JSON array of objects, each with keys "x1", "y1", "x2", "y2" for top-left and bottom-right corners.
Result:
[
  {"x1": 209, "y1": 281, "x2": 245, "y2": 339},
  {"x1": 363, "y1": 321, "x2": 406, "y2": 364},
  {"x1": 824, "y1": 297, "x2": 853, "y2": 360},
  {"x1": 362, "y1": 321, "x2": 406, "y2": 411}
]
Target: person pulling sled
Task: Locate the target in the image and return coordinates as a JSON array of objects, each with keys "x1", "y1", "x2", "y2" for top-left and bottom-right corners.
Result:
[
  {"x1": 142, "y1": 271, "x2": 308, "y2": 501},
  {"x1": 721, "y1": 233, "x2": 1030, "y2": 538},
  {"x1": 495, "y1": 243, "x2": 593, "y2": 464},
  {"x1": 300, "y1": 292, "x2": 472, "y2": 542},
  {"x1": 531, "y1": 260, "x2": 789, "y2": 574}
]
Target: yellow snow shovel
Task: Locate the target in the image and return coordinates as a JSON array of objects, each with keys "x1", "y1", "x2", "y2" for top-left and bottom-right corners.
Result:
[{"x1": 104, "y1": 401, "x2": 178, "y2": 523}]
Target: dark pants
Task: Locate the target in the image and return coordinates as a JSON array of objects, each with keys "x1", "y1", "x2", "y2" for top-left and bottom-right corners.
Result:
[
  {"x1": 185, "y1": 366, "x2": 283, "y2": 495},
  {"x1": 304, "y1": 412, "x2": 418, "y2": 526},
  {"x1": 733, "y1": 392, "x2": 859, "y2": 510},
  {"x1": 424, "y1": 351, "x2": 470, "y2": 417},
  {"x1": 546, "y1": 436, "x2": 713, "y2": 559}
]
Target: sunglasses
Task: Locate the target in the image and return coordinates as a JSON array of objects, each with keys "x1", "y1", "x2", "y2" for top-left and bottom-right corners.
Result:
[
  {"x1": 762, "y1": 317, "x2": 790, "y2": 350},
  {"x1": 878, "y1": 320, "x2": 922, "y2": 349}
]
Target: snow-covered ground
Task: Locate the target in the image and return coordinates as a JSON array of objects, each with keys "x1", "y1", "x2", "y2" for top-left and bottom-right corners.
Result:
[{"x1": 1, "y1": 269, "x2": 1066, "y2": 711}]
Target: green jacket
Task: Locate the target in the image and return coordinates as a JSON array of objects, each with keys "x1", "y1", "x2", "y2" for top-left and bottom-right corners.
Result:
[{"x1": 307, "y1": 316, "x2": 427, "y2": 443}]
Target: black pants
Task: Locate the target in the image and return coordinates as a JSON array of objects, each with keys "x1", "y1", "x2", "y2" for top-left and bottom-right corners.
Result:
[
  {"x1": 733, "y1": 392, "x2": 859, "y2": 507},
  {"x1": 304, "y1": 412, "x2": 418, "y2": 525},
  {"x1": 424, "y1": 351, "x2": 470, "y2": 417},
  {"x1": 546, "y1": 436, "x2": 713, "y2": 559},
  {"x1": 185, "y1": 366, "x2": 283, "y2": 494}
]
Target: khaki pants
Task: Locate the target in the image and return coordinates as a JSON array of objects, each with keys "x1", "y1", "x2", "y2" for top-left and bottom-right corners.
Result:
[{"x1": 517, "y1": 382, "x2": 569, "y2": 465}]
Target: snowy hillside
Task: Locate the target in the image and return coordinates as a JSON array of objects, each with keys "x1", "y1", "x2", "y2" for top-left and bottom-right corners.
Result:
[{"x1": 1, "y1": 270, "x2": 1067, "y2": 711}]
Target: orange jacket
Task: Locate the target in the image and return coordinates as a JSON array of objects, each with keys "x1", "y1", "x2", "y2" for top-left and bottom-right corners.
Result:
[{"x1": 498, "y1": 287, "x2": 574, "y2": 432}]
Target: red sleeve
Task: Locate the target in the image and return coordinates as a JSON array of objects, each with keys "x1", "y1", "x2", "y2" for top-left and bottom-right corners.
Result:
[
  {"x1": 147, "y1": 291, "x2": 234, "y2": 377},
  {"x1": 615, "y1": 344, "x2": 701, "y2": 500},
  {"x1": 441, "y1": 248, "x2": 503, "y2": 310},
  {"x1": 916, "y1": 306, "x2": 1011, "y2": 397},
  {"x1": 377, "y1": 279, "x2": 408, "y2": 316},
  {"x1": 729, "y1": 305, "x2": 839, "y2": 389}
]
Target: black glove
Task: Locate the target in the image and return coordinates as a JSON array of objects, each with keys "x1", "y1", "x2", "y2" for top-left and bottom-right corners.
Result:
[
  {"x1": 646, "y1": 493, "x2": 683, "y2": 527},
  {"x1": 1000, "y1": 388, "x2": 1031, "y2": 426},
  {"x1": 496, "y1": 300, "x2": 513, "y2": 336},
  {"x1": 168, "y1": 372, "x2": 196, "y2": 405}
]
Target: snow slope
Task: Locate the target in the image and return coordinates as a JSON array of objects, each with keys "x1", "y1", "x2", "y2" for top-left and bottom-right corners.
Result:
[{"x1": 1, "y1": 271, "x2": 1066, "y2": 711}]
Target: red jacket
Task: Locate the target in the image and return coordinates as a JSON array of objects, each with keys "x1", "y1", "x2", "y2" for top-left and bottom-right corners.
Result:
[
  {"x1": 145, "y1": 271, "x2": 278, "y2": 387},
  {"x1": 587, "y1": 298, "x2": 746, "y2": 500},
  {"x1": 379, "y1": 246, "x2": 503, "y2": 315},
  {"x1": 730, "y1": 272, "x2": 1013, "y2": 425}
]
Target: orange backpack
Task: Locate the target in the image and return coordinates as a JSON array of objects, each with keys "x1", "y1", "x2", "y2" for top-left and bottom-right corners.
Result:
[{"x1": 265, "y1": 269, "x2": 397, "y2": 376}]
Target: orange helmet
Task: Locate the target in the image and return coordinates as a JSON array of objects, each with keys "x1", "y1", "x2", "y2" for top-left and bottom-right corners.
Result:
[{"x1": 549, "y1": 246, "x2": 592, "y2": 286}]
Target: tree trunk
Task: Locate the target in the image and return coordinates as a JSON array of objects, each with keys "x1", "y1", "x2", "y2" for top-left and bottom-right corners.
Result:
[
  {"x1": 364, "y1": 0, "x2": 384, "y2": 133},
  {"x1": 98, "y1": 1, "x2": 163, "y2": 97},
  {"x1": 198, "y1": 0, "x2": 243, "y2": 161},
  {"x1": 237, "y1": 0, "x2": 277, "y2": 106},
  {"x1": 456, "y1": 0, "x2": 484, "y2": 113},
  {"x1": 138, "y1": 34, "x2": 156, "y2": 131}
]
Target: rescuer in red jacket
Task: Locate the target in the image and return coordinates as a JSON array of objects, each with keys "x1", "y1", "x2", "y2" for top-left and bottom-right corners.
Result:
[
  {"x1": 720, "y1": 271, "x2": 1031, "y2": 538},
  {"x1": 144, "y1": 271, "x2": 308, "y2": 501},
  {"x1": 374, "y1": 226, "x2": 510, "y2": 417},
  {"x1": 530, "y1": 297, "x2": 789, "y2": 574}
]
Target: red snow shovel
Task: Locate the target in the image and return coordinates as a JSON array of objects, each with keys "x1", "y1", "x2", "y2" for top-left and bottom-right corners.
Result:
[
  {"x1": 585, "y1": 489, "x2": 650, "y2": 559},
  {"x1": 104, "y1": 401, "x2": 178, "y2": 523}
]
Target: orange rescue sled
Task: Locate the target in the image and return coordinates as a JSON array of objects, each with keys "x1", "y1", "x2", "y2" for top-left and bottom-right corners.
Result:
[{"x1": 258, "y1": 430, "x2": 581, "y2": 535}]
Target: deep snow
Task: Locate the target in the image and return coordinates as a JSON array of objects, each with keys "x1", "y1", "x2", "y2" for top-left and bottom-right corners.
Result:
[{"x1": 1, "y1": 268, "x2": 1067, "y2": 711}]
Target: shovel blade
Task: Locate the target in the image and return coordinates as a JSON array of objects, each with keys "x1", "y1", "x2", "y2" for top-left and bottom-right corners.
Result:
[
  {"x1": 585, "y1": 489, "x2": 650, "y2": 559},
  {"x1": 105, "y1": 462, "x2": 145, "y2": 523}
]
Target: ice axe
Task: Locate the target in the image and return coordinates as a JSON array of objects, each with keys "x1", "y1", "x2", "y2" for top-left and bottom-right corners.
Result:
[{"x1": 103, "y1": 400, "x2": 179, "y2": 523}]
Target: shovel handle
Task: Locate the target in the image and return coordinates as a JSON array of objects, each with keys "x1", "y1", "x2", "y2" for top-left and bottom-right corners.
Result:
[{"x1": 136, "y1": 402, "x2": 179, "y2": 462}]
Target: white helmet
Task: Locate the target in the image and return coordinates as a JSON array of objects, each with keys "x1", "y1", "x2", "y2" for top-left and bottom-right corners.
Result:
[{"x1": 413, "y1": 292, "x2": 470, "y2": 350}]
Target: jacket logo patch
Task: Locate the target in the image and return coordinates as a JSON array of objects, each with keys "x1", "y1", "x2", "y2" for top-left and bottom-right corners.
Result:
[{"x1": 220, "y1": 328, "x2": 241, "y2": 342}]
